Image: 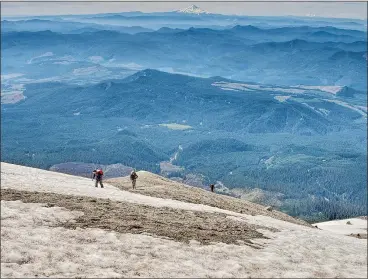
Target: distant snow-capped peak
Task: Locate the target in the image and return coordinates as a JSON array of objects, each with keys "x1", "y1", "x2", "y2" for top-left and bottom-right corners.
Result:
[{"x1": 178, "y1": 5, "x2": 208, "y2": 14}]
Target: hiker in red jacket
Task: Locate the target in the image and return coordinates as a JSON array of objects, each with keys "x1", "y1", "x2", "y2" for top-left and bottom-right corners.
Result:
[{"x1": 92, "y1": 169, "x2": 104, "y2": 188}]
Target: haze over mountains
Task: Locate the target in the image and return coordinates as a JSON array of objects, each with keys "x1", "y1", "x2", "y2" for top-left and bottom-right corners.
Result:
[
  {"x1": 1, "y1": 6, "x2": 367, "y2": 222},
  {"x1": 2, "y1": 22, "x2": 367, "y2": 89}
]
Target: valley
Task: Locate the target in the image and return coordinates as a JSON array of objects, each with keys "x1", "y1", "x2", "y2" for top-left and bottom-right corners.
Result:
[{"x1": 1, "y1": 8, "x2": 367, "y2": 222}]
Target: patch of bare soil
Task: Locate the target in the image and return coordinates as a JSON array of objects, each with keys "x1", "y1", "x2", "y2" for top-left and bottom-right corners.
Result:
[
  {"x1": 349, "y1": 233, "x2": 367, "y2": 239},
  {"x1": 107, "y1": 172, "x2": 311, "y2": 228},
  {"x1": 1, "y1": 188, "x2": 275, "y2": 247}
]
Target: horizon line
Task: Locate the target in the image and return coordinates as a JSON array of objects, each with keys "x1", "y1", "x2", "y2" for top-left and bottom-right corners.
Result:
[{"x1": 1, "y1": 10, "x2": 366, "y2": 21}]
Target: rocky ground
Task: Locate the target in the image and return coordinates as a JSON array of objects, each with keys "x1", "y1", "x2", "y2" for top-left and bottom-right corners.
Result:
[{"x1": 106, "y1": 171, "x2": 310, "y2": 227}]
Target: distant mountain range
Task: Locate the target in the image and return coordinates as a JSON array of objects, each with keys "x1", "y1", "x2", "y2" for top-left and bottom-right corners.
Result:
[
  {"x1": 2, "y1": 24, "x2": 366, "y2": 90},
  {"x1": 1, "y1": 19, "x2": 154, "y2": 34},
  {"x1": 2, "y1": 8, "x2": 366, "y2": 31}
]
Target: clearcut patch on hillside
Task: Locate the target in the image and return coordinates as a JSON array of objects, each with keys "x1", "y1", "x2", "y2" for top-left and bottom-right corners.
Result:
[{"x1": 159, "y1": 123, "x2": 193, "y2": 130}]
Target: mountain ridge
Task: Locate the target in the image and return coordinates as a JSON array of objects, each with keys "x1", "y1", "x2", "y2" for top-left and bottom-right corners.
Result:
[{"x1": 177, "y1": 5, "x2": 209, "y2": 14}]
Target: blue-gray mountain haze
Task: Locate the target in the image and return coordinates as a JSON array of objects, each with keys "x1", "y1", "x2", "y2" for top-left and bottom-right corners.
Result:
[{"x1": 1, "y1": 9, "x2": 367, "y2": 222}]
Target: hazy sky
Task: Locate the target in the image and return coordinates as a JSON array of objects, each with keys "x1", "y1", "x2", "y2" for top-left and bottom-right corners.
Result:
[{"x1": 1, "y1": 1, "x2": 367, "y2": 20}]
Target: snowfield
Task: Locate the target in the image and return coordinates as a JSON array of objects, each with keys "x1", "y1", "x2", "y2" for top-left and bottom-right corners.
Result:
[
  {"x1": 212, "y1": 81, "x2": 307, "y2": 94},
  {"x1": 178, "y1": 5, "x2": 208, "y2": 14},
  {"x1": 1, "y1": 162, "x2": 367, "y2": 278},
  {"x1": 313, "y1": 218, "x2": 367, "y2": 236},
  {"x1": 1, "y1": 163, "x2": 248, "y2": 217},
  {"x1": 295, "y1": 85, "x2": 343, "y2": 95}
]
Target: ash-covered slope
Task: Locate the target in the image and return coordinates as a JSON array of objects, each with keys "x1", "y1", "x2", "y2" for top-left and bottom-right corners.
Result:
[
  {"x1": 106, "y1": 171, "x2": 310, "y2": 227},
  {"x1": 1, "y1": 162, "x2": 367, "y2": 278}
]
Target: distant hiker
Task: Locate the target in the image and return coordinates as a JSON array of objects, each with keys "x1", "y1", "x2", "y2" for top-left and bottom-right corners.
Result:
[
  {"x1": 130, "y1": 170, "x2": 138, "y2": 189},
  {"x1": 210, "y1": 184, "x2": 215, "y2": 192},
  {"x1": 92, "y1": 169, "x2": 104, "y2": 188}
]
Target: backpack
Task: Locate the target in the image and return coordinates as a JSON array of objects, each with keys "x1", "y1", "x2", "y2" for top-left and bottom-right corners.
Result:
[
  {"x1": 96, "y1": 169, "x2": 104, "y2": 176},
  {"x1": 130, "y1": 172, "x2": 137, "y2": 180}
]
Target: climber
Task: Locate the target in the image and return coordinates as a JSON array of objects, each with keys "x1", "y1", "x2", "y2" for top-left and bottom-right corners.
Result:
[
  {"x1": 92, "y1": 168, "x2": 104, "y2": 188},
  {"x1": 130, "y1": 169, "x2": 138, "y2": 189}
]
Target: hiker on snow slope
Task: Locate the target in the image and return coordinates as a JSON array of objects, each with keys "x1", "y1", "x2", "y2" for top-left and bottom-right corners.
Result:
[
  {"x1": 210, "y1": 184, "x2": 215, "y2": 192},
  {"x1": 92, "y1": 168, "x2": 104, "y2": 188},
  {"x1": 130, "y1": 170, "x2": 138, "y2": 189}
]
